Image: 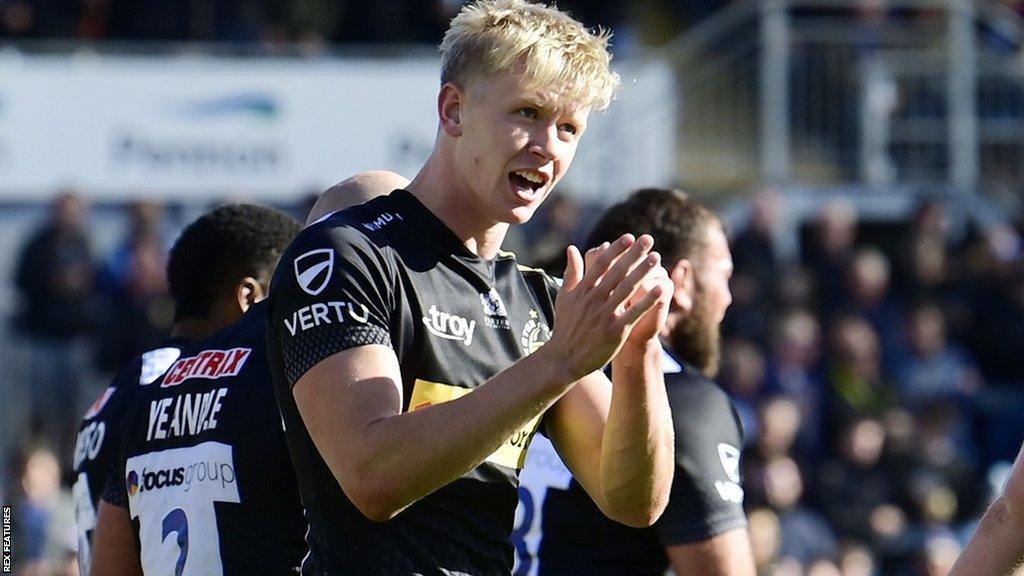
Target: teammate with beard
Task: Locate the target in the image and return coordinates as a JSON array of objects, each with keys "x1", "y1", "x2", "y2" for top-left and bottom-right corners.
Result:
[
  {"x1": 515, "y1": 188, "x2": 756, "y2": 576},
  {"x1": 266, "y1": 2, "x2": 677, "y2": 574},
  {"x1": 72, "y1": 203, "x2": 301, "y2": 575},
  {"x1": 89, "y1": 175, "x2": 406, "y2": 576},
  {"x1": 949, "y1": 440, "x2": 1024, "y2": 575}
]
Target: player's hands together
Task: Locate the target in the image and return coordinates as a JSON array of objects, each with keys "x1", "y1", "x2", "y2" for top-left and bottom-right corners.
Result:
[{"x1": 544, "y1": 234, "x2": 671, "y2": 381}]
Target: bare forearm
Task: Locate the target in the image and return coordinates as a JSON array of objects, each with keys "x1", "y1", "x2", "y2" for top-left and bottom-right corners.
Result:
[
  {"x1": 335, "y1": 349, "x2": 573, "y2": 520},
  {"x1": 951, "y1": 496, "x2": 1024, "y2": 576},
  {"x1": 601, "y1": 342, "x2": 674, "y2": 527}
]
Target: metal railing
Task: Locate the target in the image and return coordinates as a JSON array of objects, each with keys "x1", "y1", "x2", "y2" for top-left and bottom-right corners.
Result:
[{"x1": 660, "y1": 0, "x2": 1024, "y2": 197}]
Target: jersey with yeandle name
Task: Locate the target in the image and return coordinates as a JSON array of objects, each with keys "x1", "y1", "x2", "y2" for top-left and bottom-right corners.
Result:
[
  {"x1": 73, "y1": 340, "x2": 186, "y2": 576},
  {"x1": 515, "y1": 349, "x2": 747, "y2": 576},
  {"x1": 267, "y1": 189, "x2": 559, "y2": 576},
  {"x1": 105, "y1": 303, "x2": 306, "y2": 576}
]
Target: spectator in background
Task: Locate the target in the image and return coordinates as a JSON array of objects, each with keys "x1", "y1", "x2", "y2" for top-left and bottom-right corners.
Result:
[
  {"x1": 527, "y1": 194, "x2": 583, "y2": 276},
  {"x1": 806, "y1": 199, "x2": 858, "y2": 315},
  {"x1": 895, "y1": 302, "x2": 981, "y2": 404},
  {"x1": 15, "y1": 446, "x2": 76, "y2": 576},
  {"x1": 723, "y1": 191, "x2": 780, "y2": 345},
  {"x1": 755, "y1": 454, "x2": 839, "y2": 567},
  {"x1": 765, "y1": 309, "x2": 825, "y2": 458},
  {"x1": 815, "y1": 418, "x2": 904, "y2": 548},
  {"x1": 746, "y1": 507, "x2": 783, "y2": 574},
  {"x1": 95, "y1": 200, "x2": 175, "y2": 373},
  {"x1": 839, "y1": 247, "x2": 906, "y2": 367},
  {"x1": 966, "y1": 228, "x2": 1024, "y2": 383},
  {"x1": 14, "y1": 191, "x2": 99, "y2": 462},
  {"x1": 720, "y1": 337, "x2": 768, "y2": 443},
  {"x1": 825, "y1": 315, "x2": 897, "y2": 432}
]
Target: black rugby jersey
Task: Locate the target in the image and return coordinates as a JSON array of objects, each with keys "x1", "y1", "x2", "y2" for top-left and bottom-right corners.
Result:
[
  {"x1": 73, "y1": 339, "x2": 186, "y2": 575},
  {"x1": 267, "y1": 189, "x2": 559, "y2": 575},
  {"x1": 104, "y1": 303, "x2": 306, "y2": 576},
  {"x1": 517, "y1": 349, "x2": 747, "y2": 576}
]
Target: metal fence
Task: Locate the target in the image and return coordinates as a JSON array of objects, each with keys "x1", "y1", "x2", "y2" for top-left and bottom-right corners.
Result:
[{"x1": 662, "y1": 0, "x2": 1024, "y2": 199}]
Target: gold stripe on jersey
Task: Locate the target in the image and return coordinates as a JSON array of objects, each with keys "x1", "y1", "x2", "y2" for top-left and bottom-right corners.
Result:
[{"x1": 409, "y1": 379, "x2": 542, "y2": 470}]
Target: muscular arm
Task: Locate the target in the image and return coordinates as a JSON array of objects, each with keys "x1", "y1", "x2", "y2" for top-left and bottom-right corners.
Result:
[
  {"x1": 546, "y1": 342, "x2": 674, "y2": 528},
  {"x1": 545, "y1": 238, "x2": 676, "y2": 528},
  {"x1": 295, "y1": 235, "x2": 671, "y2": 522},
  {"x1": 666, "y1": 528, "x2": 757, "y2": 576},
  {"x1": 295, "y1": 342, "x2": 577, "y2": 521},
  {"x1": 950, "y1": 442, "x2": 1024, "y2": 576},
  {"x1": 91, "y1": 501, "x2": 142, "y2": 576}
]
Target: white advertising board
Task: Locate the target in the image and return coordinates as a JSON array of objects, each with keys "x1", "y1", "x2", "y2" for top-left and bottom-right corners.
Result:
[{"x1": 0, "y1": 51, "x2": 674, "y2": 204}]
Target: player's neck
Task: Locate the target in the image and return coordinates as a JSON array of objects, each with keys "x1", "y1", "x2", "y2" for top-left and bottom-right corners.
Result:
[{"x1": 407, "y1": 154, "x2": 508, "y2": 260}]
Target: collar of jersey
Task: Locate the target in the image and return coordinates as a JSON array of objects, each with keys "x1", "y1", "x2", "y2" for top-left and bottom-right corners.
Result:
[
  {"x1": 660, "y1": 343, "x2": 684, "y2": 374},
  {"x1": 391, "y1": 189, "x2": 490, "y2": 263}
]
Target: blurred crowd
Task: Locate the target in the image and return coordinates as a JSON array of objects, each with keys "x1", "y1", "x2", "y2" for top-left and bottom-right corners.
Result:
[
  {"x1": 0, "y1": 0, "x2": 731, "y2": 49},
  {"x1": 5, "y1": 185, "x2": 1024, "y2": 576},
  {"x1": 520, "y1": 189, "x2": 1024, "y2": 576},
  {"x1": 0, "y1": 185, "x2": 1022, "y2": 575}
]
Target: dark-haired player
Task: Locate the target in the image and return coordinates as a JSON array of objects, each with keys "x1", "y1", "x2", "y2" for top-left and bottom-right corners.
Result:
[
  {"x1": 266, "y1": 1, "x2": 676, "y2": 574},
  {"x1": 73, "y1": 203, "x2": 301, "y2": 574},
  {"x1": 90, "y1": 173, "x2": 405, "y2": 576},
  {"x1": 517, "y1": 189, "x2": 755, "y2": 576}
]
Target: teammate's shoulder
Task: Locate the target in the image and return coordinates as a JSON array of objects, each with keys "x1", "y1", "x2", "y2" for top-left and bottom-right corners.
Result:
[
  {"x1": 306, "y1": 193, "x2": 404, "y2": 239},
  {"x1": 665, "y1": 368, "x2": 734, "y2": 417}
]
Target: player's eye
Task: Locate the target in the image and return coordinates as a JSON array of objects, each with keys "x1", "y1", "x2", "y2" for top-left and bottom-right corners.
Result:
[
  {"x1": 559, "y1": 123, "x2": 578, "y2": 136},
  {"x1": 516, "y1": 107, "x2": 539, "y2": 119}
]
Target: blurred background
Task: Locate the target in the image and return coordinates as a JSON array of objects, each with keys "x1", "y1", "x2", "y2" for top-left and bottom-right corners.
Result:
[{"x1": 3, "y1": 0, "x2": 1024, "y2": 574}]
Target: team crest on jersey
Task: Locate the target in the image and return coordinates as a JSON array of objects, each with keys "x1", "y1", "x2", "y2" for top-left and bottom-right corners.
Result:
[
  {"x1": 294, "y1": 248, "x2": 334, "y2": 296},
  {"x1": 520, "y1": 309, "x2": 551, "y2": 355},
  {"x1": 481, "y1": 288, "x2": 510, "y2": 329},
  {"x1": 161, "y1": 348, "x2": 251, "y2": 388}
]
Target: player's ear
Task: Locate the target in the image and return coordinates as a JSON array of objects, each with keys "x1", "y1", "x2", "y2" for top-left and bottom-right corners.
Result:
[
  {"x1": 439, "y1": 82, "x2": 463, "y2": 137},
  {"x1": 236, "y1": 277, "x2": 265, "y2": 314},
  {"x1": 670, "y1": 259, "x2": 695, "y2": 315}
]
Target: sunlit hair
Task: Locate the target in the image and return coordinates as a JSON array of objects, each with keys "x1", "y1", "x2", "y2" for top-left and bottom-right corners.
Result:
[{"x1": 440, "y1": 0, "x2": 619, "y2": 111}]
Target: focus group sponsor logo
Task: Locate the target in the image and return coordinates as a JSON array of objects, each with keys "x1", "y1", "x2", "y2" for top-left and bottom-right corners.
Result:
[
  {"x1": 422, "y1": 305, "x2": 476, "y2": 346},
  {"x1": 480, "y1": 288, "x2": 510, "y2": 330},
  {"x1": 126, "y1": 442, "x2": 237, "y2": 500},
  {"x1": 294, "y1": 248, "x2": 334, "y2": 296}
]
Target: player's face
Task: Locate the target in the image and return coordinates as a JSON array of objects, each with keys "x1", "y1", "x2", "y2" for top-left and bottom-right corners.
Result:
[
  {"x1": 697, "y1": 224, "x2": 734, "y2": 325},
  {"x1": 455, "y1": 69, "x2": 590, "y2": 225}
]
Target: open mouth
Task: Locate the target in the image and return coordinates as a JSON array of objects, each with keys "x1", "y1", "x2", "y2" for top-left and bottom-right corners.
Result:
[{"x1": 509, "y1": 169, "x2": 548, "y2": 196}]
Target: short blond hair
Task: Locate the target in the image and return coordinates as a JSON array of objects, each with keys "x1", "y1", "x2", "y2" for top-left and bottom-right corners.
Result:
[{"x1": 440, "y1": 0, "x2": 619, "y2": 111}]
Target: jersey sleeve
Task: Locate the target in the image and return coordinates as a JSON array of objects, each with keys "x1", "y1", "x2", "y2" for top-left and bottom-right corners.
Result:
[
  {"x1": 654, "y1": 381, "x2": 748, "y2": 545},
  {"x1": 269, "y1": 224, "x2": 396, "y2": 387},
  {"x1": 100, "y1": 457, "x2": 129, "y2": 509}
]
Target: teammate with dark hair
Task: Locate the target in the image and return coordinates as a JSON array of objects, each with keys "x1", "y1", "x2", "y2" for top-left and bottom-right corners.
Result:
[
  {"x1": 73, "y1": 203, "x2": 301, "y2": 575},
  {"x1": 89, "y1": 174, "x2": 404, "y2": 576},
  {"x1": 517, "y1": 188, "x2": 756, "y2": 576}
]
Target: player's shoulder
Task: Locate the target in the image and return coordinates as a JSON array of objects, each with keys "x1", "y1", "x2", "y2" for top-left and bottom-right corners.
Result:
[
  {"x1": 665, "y1": 367, "x2": 739, "y2": 432},
  {"x1": 81, "y1": 340, "x2": 187, "y2": 423},
  {"x1": 509, "y1": 254, "x2": 561, "y2": 294},
  {"x1": 303, "y1": 192, "x2": 405, "y2": 248}
]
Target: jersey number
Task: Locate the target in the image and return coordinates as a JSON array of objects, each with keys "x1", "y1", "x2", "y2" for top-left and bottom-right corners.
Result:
[
  {"x1": 162, "y1": 508, "x2": 189, "y2": 576},
  {"x1": 512, "y1": 486, "x2": 536, "y2": 576}
]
